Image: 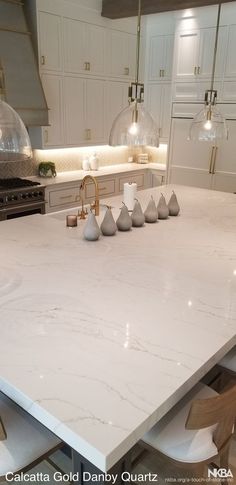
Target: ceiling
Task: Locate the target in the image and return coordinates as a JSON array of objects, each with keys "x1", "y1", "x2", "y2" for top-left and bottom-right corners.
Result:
[{"x1": 102, "y1": 0, "x2": 235, "y2": 19}]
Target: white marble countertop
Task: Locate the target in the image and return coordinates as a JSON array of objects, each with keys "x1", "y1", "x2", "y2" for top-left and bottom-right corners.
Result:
[
  {"x1": 0, "y1": 185, "x2": 235, "y2": 472},
  {"x1": 29, "y1": 162, "x2": 166, "y2": 187}
]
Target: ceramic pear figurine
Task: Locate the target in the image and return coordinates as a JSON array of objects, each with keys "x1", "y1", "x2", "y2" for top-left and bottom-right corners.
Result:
[
  {"x1": 116, "y1": 202, "x2": 132, "y2": 231},
  {"x1": 168, "y1": 191, "x2": 180, "y2": 216},
  {"x1": 100, "y1": 206, "x2": 117, "y2": 236},
  {"x1": 144, "y1": 196, "x2": 158, "y2": 223},
  {"x1": 131, "y1": 199, "x2": 145, "y2": 227},
  {"x1": 83, "y1": 211, "x2": 100, "y2": 241},
  {"x1": 157, "y1": 193, "x2": 169, "y2": 220}
]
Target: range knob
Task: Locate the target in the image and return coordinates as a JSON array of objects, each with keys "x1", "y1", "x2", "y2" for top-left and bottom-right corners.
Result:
[
  {"x1": 33, "y1": 191, "x2": 39, "y2": 197},
  {"x1": 22, "y1": 193, "x2": 27, "y2": 199},
  {"x1": 11, "y1": 195, "x2": 18, "y2": 201},
  {"x1": 28, "y1": 193, "x2": 32, "y2": 198}
]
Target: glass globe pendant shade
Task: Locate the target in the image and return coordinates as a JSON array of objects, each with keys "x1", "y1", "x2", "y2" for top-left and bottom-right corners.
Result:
[
  {"x1": 109, "y1": 101, "x2": 159, "y2": 147},
  {"x1": 0, "y1": 99, "x2": 32, "y2": 162},
  {"x1": 189, "y1": 104, "x2": 228, "y2": 142}
]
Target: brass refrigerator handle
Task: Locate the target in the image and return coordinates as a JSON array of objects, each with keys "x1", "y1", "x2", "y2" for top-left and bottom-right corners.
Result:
[
  {"x1": 209, "y1": 146, "x2": 215, "y2": 174},
  {"x1": 212, "y1": 146, "x2": 218, "y2": 174}
]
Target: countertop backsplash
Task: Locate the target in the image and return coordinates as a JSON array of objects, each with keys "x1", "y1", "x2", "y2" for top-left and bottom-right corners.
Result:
[{"x1": 0, "y1": 145, "x2": 167, "y2": 178}]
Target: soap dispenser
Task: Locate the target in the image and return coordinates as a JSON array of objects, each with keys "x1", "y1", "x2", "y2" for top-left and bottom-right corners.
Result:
[{"x1": 90, "y1": 152, "x2": 99, "y2": 171}]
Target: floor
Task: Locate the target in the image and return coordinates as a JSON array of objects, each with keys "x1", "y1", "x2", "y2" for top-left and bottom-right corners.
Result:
[{"x1": 2, "y1": 432, "x2": 235, "y2": 484}]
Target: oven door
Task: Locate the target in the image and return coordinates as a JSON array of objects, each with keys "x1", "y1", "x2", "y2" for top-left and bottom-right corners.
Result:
[{"x1": 0, "y1": 201, "x2": 46, "y2": 221}]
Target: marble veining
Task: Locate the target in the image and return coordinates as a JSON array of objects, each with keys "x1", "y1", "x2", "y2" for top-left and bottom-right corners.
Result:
[{"x1": 0, "y1": 185, "x2": 235, "y2": 471}]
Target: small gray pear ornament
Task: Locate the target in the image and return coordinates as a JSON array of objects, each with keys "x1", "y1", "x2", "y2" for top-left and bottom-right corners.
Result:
[
  {"x1": 116, "y1": 202, "x2": 132, "y2": 231},
  {"x1": 157, "y1": 193, "x2": 169, "y2": 220},
  {"x1": 132, "y1": 199, "x2": 145, "y2": 227},
  {"x1": 100, "y1": 206, "x2": 117, "y2": 236},
  {"x1": 168, "y1": 191, "x2": 180, "y2": 216},
  {"x1": 83, "y1": 211, "x2": 100, "y2": 241},
  {"x1": 144, "y1": 196, "x2": 158, "y2": 223}
]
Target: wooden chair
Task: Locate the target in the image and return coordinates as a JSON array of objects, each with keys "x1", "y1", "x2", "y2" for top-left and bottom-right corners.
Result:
[
  {"x1": 140, "y1": 383, "x2": 236, "y2": 485},
  {"x1": 0, "y1": 391, "x2": 62, "y2": 480}
]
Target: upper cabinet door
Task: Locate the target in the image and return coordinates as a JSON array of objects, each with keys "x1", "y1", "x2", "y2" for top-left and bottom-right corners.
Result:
[
  {"x1": 87, "y1": 24, "x2": 106, "y2": 76},
  {"x1": 39, "y1": 12, "x2": 62, "y2": 72},
  {"x1": 109, "y1": 30, "x2": 136, "y2": 79},
  {"x1": 174, "y1": 30, "x2": 199, "y2": 80},
  {"x1": 63, "y1": 18, "x2": 87, "y2": 74},
  {"x1": 225, "y1": 25, "x2": 236, "y2": 78},
  {"x1": 198, "y1": 27, "x2": 227, "y2": 79},
  {"x1": 64, "y1": 76, "x2": 85, "y2": 145},
  {"x1": 148, "y1": 35, "x2": 174, "y2": 81},
  {"x1": 63, "y1": 18, "x2": 106, "y2": 76},
  {"x1": 148, "y1": 35, "x2": 165, "y2": 80}
]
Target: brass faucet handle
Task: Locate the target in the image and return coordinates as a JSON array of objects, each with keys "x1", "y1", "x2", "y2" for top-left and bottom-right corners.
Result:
[{"x1": 78, "y1": 207, "x2": 88, "y2": 219}]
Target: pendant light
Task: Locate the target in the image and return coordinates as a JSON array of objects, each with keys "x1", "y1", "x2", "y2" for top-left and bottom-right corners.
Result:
[
  {"x1": 189, "y1": 3, "x2": 228, "y2": 142},
  {"x1": 109, "y1": 0, "x2": 159, "y2": 147},
  {"x1": 0, "y1": 99, "x2": 32, "y2": 162}
]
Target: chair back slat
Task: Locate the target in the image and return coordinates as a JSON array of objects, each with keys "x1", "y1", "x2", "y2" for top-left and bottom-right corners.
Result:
[
  {"x1": 185, "y1": 384, "x2": 236, "y2": 451},
  {"x1": 0, "y1": 417, "x2": 6, "y2": 441}
]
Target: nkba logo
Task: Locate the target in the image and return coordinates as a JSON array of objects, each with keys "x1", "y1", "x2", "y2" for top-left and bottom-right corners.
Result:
[{"x1": 208, "y1": 468, "x2": 233, "y2": 479}]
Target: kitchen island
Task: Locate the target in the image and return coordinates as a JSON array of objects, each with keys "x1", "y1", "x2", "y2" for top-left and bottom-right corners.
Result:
[{"x1": 0, "y1": 185, "x2": 236, "y2": 477}]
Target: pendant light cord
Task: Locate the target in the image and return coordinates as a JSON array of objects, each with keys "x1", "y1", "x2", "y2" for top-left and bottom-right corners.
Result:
[
  {"x1": 210, "y1": 3, "x2": 221, "y2": 92},
  {"x1": 135, "y1": 0, "x2": 141, "y2": 87}
]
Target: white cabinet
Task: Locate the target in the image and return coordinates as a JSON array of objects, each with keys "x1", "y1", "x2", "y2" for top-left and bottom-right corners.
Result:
[
  {"x1": 173, "y1": 80, "x2": 222, "y2": 102},
  {"x1": 168, "y1": 114, "x2": 236, "y2": 193},
  {"x1": 63, "y1": 18, "x2": 106, "y2": 76},
  {"x1": 174, "y1": 27, "x2": 227, "y2": 81},
  {"x1": 147, "y1": 83, "x2": 172, "y2": 140},
  {"x1": 106, "y1": 81, "x2": 129, "y2": 139},
  {"x1": 148, "y1": 34, "x2": 174, "y2": 81},
  {"x1": 86, "y1": 79, "x2": 106, "y2": 144},
  {"x1": 38, "y1": 11, "x2": 62, "y2": 72},
  {"x1": 64, "y1": 76, "x2": 85, "y2": 145},
  {"x1": 41, "y1": 74, "x2": 64, "y2": 147},
  {"x1": 64, "y1": 76, "x2": 105, "y2": 146},
  {"x1": 108, "y1": 30, "x2": 136, "y2": 79},
  {"x1": 225, "y1": 25, "x2": 236, "y2": 78}
]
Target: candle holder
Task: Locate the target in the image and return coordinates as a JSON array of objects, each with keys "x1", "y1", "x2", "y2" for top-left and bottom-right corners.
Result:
[{"x1": 66, "y1": 215, "x2": 77, "y2": 227}]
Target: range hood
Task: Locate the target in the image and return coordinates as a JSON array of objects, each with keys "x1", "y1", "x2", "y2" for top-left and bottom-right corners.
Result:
[{"x1": 0, "y1": 0, "x2": 48, "y2": 126}]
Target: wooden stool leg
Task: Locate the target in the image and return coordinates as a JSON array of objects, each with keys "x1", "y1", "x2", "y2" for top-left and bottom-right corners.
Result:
[{"x1": 219, "y1": 442, "x2": 231, "y2": 485}]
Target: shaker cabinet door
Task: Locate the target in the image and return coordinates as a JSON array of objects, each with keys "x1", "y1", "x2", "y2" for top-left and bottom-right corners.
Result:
[
  {"x1": 225, "y1": 25, "x2": 236, "y2": 78},
  {"x1": 86, "y1": 79, "x2": 106, "y2": 144},
  {"x1": 64, "y1": 76, "x2": 85, "y2": 145},
  {"x1": 38, "y1": 12, "x2": 62, "y2": 72},
  {"x1": 174, "y1": 30, "x2": 199, "y2": 80},
  {"x1": 63, "y1": 18, "x2": 87, "y2": 74}
]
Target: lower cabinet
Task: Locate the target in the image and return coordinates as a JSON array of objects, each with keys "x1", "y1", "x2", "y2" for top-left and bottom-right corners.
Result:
[
  {"x1": 168, "y1": 112, "x2": 236, "y2": 192},
  {"x1": 45, "y1": 168, "x2": 165, "y2": 213}
]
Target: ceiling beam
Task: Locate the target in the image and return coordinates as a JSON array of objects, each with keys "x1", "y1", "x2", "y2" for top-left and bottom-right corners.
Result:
[{"x1": 102, "y1": 0, "x2": 235, "y2": 19}]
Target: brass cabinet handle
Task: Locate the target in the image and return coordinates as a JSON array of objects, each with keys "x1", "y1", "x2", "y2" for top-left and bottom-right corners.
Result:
[
  {"x1": 162, "y1": 69, "x2": 165, "y2": 77},
  {"x1": 60, "y1": 195, "x2": 73, "y2": 200},
  {"x1": 41, "y1": 55, "x2": 46, "y2": 66},
  {"x1": 209, "y1": 146, "x2": 214, "y2": 174},
  {"x1": 44, "y1": 129, "x2": 49, "y2": 144},
  {"x1": 85, "y1": 129, "x2": 91, "y2": 140},
  {"x1": 194, "y1": 66, "x2": 197, "y2": 75},
  {"x1": 84, "y1": 62, "x2": 91, "y2": 71},
  {"x1": 198, "y1": 66, "x2": 201, "y2": 75},
  {"x1": 212, "y1": 146, "x2": 218, "y2": 174},
  {"x1": 99, "y1": 186, "x2": 107, "y2": 191},
  {"x1": 124, "y1": 67, "x2": 129, "y2": 75},
  {"x1": 159, "y1": 69, "x2": 162, "y2": 77}
]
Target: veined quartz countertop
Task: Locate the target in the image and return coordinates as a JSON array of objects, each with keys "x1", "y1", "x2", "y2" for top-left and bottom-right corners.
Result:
[
  {"x1": 29, "y1": 162, "x2": 166, "y2": 187},
  {"x1": 0, "y1": 185, "x2": 235, "y2": 471}
]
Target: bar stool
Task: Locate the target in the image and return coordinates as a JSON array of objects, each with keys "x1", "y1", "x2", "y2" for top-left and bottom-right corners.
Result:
[
  {"x1": 0, "y1": 391, "x2": 62, "y2": 480},
  {"x1": 140, "y1": 382, "x2": 236, "y2": 484}
]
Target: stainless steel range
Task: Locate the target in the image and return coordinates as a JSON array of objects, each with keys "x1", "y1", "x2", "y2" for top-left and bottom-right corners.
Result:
[{"x1": 0, "y1": 178, "x2": 45, "y2": 221}]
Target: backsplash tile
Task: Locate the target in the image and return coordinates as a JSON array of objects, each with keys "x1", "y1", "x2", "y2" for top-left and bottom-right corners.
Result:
[{"x1": 0, "y1": 145, "x2": 167, "y2": 178}]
